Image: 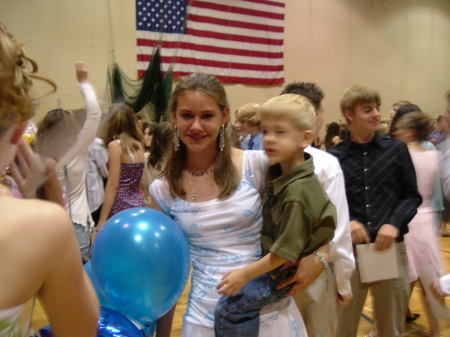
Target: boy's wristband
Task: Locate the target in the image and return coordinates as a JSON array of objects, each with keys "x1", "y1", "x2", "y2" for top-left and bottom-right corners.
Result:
[{"x1": 313, "y1": 250, "x2": 329, "y2": 269}]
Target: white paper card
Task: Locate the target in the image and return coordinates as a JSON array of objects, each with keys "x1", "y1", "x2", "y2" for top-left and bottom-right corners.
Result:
[
  {"x1": 356, "y1": 243, "x2": 398, "y2": 283},
  {"x1": 418, "y1": 264, "x2": 450, "y2": 320}
]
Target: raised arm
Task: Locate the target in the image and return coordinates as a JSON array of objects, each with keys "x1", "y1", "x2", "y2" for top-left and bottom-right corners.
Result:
[{"x1": 55, "y1": 62, "x2": 101, "y2": 172}]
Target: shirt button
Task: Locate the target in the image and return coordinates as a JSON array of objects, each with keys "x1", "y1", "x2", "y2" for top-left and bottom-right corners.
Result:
[
  {"x1": 366, "y1": 204, "x2": 371, "y2": 208},
  {"x1": 364, "y1": 152, "x2": 368, "y2": 155},
  {"x1": 364, "y1": 168, "x2": 369, "y2": 172},
  {"x1": 365, "y1": 186, "x2": 370, "y2": 190},
  {"x1": 367, "y1": 222, "x2": 373, "y2": 225}
]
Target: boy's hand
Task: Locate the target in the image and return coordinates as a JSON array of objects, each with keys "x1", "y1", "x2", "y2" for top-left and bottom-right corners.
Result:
[
  {"x1": 276, "y1": 253, "x2": 324, "y2": 296},
  {"x1": 217, "y1": 268, "x2": 249, "y2": 296},
  {"x1": 350, "y1": 220, "x2": 371, "y2": 245},
  {"x1": 374, "y1": 224, "x2": 398, "y2": 251},
  {"x1": 337, "y1": 292, "x2": 353, "y2": 306}
]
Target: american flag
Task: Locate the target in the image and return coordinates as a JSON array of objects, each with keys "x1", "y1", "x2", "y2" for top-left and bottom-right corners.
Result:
[{"x1": 136, "y1": 0, "x2": 285, "y2": 85}]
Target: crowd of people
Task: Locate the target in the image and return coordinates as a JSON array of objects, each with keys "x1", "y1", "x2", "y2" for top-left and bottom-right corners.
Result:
[{"x1": 2, "y1": 22, "x2": 450, "y2": 337}]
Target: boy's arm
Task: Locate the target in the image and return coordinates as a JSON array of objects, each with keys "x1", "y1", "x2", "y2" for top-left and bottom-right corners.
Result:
[
  {"x1": 379, "y1": 143, "x2": 421, "y2": 250},
  {"x1": 217, "y1": 252, "x2": 287, "y2": 296}
]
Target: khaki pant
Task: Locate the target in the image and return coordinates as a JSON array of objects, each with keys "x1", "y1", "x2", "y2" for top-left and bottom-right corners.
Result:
[
  {"x1": 336, "y1": 242, "x2": 410, "y2": 337},
  {"x1": 294, "y1": 267, "x2": 338, "y2": 337}
]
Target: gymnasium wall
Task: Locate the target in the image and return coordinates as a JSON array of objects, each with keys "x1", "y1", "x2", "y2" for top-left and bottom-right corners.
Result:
[{"x1": 1, "y1": 0, "x2": 450, "y2": 134}]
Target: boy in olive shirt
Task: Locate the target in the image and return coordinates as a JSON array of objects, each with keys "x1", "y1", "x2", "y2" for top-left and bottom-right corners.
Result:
[{"x1": 214, "y1": 94, "x2": 336, "y2": 337}]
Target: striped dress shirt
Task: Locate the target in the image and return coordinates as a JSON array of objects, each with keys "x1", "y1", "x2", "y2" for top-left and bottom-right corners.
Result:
[{"x1": 328, "y1": 132, "x2": 422, "y2": 243}]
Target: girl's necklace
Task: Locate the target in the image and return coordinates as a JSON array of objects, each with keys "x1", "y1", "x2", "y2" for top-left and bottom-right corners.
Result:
[
  {"x1": 184, "y1": 166, "x2": 213, "y2": 176},
  {"x1": 184, "y1": 164, "x2": 214, "y2": 201},
  {"x1": 185, "y1": 171, "x2": 204, "y2": 201}
]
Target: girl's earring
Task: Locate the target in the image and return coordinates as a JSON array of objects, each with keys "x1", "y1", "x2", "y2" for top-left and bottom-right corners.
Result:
[
  {"x1": 219, "y1": 125, "x2": 225, "y2": 152},
  {"x1": 173, "y1": 125, "x2": 180, "y2": 152}
]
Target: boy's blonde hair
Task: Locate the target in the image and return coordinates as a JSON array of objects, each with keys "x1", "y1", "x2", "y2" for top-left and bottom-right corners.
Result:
[
  {"x1": 260, "y1": 94, "x2": 315, "y2": 131},
  {"x1": 235, "y1": 102, "x2": 261, "y2": 126}
]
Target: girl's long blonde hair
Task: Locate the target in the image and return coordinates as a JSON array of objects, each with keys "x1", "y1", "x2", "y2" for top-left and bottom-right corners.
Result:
[{"x1": 104, "y1": 103, "x2": 144, "y2": 154}]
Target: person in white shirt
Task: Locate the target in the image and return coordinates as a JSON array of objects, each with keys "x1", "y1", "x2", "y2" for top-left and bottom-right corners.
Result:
[
  {"x1": 36, "y1": 63, "x2": 101, "y2": 260},
  {"x1": 278, "y1": 81, "x2": 355, "y2": 336}
]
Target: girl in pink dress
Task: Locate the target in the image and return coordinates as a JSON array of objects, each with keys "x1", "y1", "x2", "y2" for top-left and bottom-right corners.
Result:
[
  {"x1": 97, "y1": 104, "x2": 145, "y2": 231},
  {"x1": 393, "y1": 111, "x2": 445, "y2": 337}
]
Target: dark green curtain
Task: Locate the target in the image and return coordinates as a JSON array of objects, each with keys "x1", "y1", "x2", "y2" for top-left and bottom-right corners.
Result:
[{"x1": 107, "y1": 47, "x2": 172, "y2": 122}]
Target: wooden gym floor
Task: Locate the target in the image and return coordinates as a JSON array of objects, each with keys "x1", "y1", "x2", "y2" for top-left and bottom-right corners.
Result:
[{"x1": 32, "y1": 235, "x2": 450, "y2": 336}]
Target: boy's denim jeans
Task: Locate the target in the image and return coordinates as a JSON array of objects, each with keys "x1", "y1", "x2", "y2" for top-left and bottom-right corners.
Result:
[{"x1": 214, "y1": 273, "x2": 293, "y2": 337}]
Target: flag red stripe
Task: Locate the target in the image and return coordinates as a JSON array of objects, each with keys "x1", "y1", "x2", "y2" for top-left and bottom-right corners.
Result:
[
  {"x1": 138, "y1": 69, "x2": 284, "y2": 85},
  {"x1": 191, "y1": 1, "x2": 284, "y2": 20},
  {"x1": 137, "y1": 39, "x2": 283, "y2": 58},
  {"x1": 187, "y1": 14, "x2": 284, "y2": 33},
  {"x1": 187, "y1": 28, "x2": 282, "y2": 45},
  {"x1": 139, "y1": 55, "x2": 283, "y2": 71}
]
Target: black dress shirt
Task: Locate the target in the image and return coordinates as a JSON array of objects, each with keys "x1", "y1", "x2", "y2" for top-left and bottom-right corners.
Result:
[{"x1": 328, "y1": 132, "x2": 422, "y2": 243}]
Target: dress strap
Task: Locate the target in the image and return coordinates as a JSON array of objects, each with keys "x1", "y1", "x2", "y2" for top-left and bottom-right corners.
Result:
[{"x1": 126, "y1": 148, "x2": 135, "y2": 163}]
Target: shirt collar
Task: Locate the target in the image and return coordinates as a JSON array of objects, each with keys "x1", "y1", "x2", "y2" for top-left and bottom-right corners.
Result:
[
  {"x1": 341, "y1": 131, "x2": 388, "y2": 150},
  {"x1": 268, "y1": 152, "x2": 314, "y2": 195},
  {"x1": 251, "y1": 132, "x2": 263, "y2": 142}
]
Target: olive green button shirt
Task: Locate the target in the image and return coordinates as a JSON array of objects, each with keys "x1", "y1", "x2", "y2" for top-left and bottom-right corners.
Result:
[{"x1": 261, "y1": 153, "x2": 337, "y2": 283}]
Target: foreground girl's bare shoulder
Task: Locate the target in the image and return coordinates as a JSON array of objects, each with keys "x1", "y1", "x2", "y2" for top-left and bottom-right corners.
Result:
[{"x1": 0, "y1": 196, "x2": 99, "y2": 337}]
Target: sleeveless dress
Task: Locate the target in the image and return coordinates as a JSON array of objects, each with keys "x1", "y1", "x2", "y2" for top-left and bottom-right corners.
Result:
[
  {"x1": 150, "y1": 151, "x2": 306, "y2": 337},
  {"x1": 404, "y1": 149, "x2": 445, "y2": 281},
  {"x1": 0, "y1": 297, "x2": 34, "y2": 337},
  {"x1": 110, "y1": 145, "x2": 145, "y2": 216}
]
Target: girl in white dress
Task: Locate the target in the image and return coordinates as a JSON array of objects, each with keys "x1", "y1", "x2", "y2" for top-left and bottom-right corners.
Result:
[{"x1": 150, "y1": 73, "x2": 307, "y2": 337}]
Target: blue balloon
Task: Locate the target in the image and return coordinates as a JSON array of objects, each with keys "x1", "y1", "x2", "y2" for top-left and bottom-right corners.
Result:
[
  {"x1": 91, "y1": 207, "x2": 190, "y2": 324},
  {"x1": 84, "y1": 261, "x2": 113, "y2": 308},
  {"x1": 98, "y1": 307, "x2": 146, "y2": 337},
  {"x1": 40, "y1": 306, "x2": 147, "y2": 337}
]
